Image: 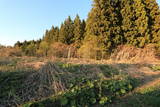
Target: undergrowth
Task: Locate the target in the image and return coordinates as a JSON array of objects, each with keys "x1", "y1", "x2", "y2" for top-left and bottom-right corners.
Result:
[
  {"x1": 23, "y1": 77, "x2": 135, "y2": 107},
  {"x1": 0, "y1": 59, "x2": 138, "y2": 107},
  {"x1": 22, "y1": 63, "x2": 137, "y2": 107}
]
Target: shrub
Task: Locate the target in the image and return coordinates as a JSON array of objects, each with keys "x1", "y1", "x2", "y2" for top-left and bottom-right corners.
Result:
[{"x1": 48, "y1": 42, "x2": 78, "y2": 58}]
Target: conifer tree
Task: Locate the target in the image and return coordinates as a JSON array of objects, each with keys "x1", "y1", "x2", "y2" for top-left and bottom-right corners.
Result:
[
  {"x1": 43, "y1": 26, "x2": 59, "y2": 45},
  {"x1": 144, "y1": 0, "x2": 160, "y2": 43},
  {"x1": 59, "y1": 16, "x2": 74, "y2": 44},
  {"x1": 133, "y1": 0, "x2": 150, "y2": 47},
  {"x1": 73, "y1": 15, "x2": 84, "y2": 46},
  {"x1": 81, "y1": 19, "x2": 86, "y2": 37},
  {"x1": 85, "y1": 0, "x2": 123, "y2": 52},
  {"x1": 53, "y1": 27, "x2": 59, "y2": 42},
  {"x1": 43, "y1": 30, "x2": 51, "y2": 44},
  {"x1": 121, "y1": 0, "x2": 150, "y2": 47},
  {"x1": 121, "y1": 0, "x2": 137, "y2": 45},
  {"x1": 59, "y1": 23, "x2": 65, "y2": 43}
]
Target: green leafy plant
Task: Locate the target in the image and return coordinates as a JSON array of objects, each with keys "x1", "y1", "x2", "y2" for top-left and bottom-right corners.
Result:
[
  {"x1": 151, "y1": 65, "x2": 160, "y2": 71},
  {"x1": 24, "y1": 77, "x2": 135, "y2": 107}
]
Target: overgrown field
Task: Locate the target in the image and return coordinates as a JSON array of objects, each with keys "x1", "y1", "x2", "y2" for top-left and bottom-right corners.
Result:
[{"x1": 0, "y1": 57, "x2": 160, "y2": 107}]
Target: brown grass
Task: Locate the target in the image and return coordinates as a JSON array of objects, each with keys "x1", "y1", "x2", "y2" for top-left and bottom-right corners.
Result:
[
  {"x1": 111, "y1": 44, "x2": 159, "y2": 64},
  {"x1": 19, "y1": 62, "x2": 66, "y2": 102}
]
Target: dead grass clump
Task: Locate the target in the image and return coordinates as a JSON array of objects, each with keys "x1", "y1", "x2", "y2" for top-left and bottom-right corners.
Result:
[
  {"x1": 0, "y1": 62, "x2": 66, "y2": 107},
  {"x1": 19, "y1": 62, "x2": 66, "y2": 102},
  {"x1": 0, "y1": 58, "x2": 12, "y2": 66},
  {"x1": 111, "y1": 44, "x2": 158, "y2": 63},
  {"x1": 0, "y1": 47, "x2": 22, "y2": 57}
]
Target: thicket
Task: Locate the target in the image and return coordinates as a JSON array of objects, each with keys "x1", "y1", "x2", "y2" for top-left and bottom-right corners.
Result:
[{"x1": 14, "y1": 0, "x2": 160, "y2": 59}]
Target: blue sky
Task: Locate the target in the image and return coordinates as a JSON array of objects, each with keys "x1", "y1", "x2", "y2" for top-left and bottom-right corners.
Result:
[
  {"x1": 0, "y1": 0, "x2": 159, "y2": 46},
  {"x1": 0, "y1": 0, "x2": 92, "y2": 46}
]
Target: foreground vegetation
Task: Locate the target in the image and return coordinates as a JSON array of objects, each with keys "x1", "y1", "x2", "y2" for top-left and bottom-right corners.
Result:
[
  {"x1": 0, "y1": 57, "x2": 160, "y2": 107},
  {"x1": 0, "y1": 57, "x2": 138, "y2": 107},
  {"x1": 23, "y1": 78, "x2": 134, "y2": 107}
]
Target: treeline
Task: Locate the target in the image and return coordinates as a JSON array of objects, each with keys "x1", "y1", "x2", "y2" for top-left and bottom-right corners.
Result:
[
  {"x1": 15, "y1": 15, "x2": 85, "y2": 57},
  {"x1": 15, "y1": 0, "x2": 160, "y2": 59}
]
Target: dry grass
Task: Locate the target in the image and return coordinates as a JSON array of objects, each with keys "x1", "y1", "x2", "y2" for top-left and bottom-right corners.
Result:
[
  {"x1": 110, "y1": 44, "x2": 159, "y2": 64},
  {"x1": 19, "y1": 62, "x2": 66, "y2": 102},
  {"x1": 0, "y1": 47, "x2": 22, "y2": 57},
  {"x1": 0, "y1": 62, "x2": 66, "y2": 106}
]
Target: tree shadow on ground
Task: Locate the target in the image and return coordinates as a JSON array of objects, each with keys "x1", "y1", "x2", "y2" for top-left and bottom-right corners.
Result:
[
  {"x1": 108, "y1": 88, "x2": 160, "y2": 107},
  {"x1": 0, "y1": 70, "x2": 34, "y2": 107},
  {"x1": 106, "y1": 63, "x2": 160, "y2": 107}
]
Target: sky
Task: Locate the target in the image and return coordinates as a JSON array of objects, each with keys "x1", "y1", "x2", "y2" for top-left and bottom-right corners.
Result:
[
  {"x1": 0, "y1": 0, "x2": 159, "y2": 46},
  {"x1": 0, "y1": 0, "x2": 92, "y2": 46}
]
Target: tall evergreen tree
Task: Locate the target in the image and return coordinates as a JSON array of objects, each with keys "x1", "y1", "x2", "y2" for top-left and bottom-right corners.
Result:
[
  {"x1": 73, "y1": 15, "x2": 84, "y2": 46},
  {"x1": 121, "y1": 0, "x2": 150, "y2": 47},
  {"x1": 144, "y1": 0, "x2": 160, "y2": 43},
  {"x1": 133, "y1": 0, "x2": 150, "y2": 47},
  {"x1": 43, "y1": 26, "x2": 59, "y2": 45},
  {"x1": 59, "y1": 16, "x2": 74, "y2": 45},
  {"x1": 53, "y1": 27, "x2": 59, "y2": 42},
  {"x1": 81, "y1": 19, "x2": 86, "y2": 37},
  {"x1": 43, "y1": 30, "x2": 50, "y2": 44},
  {"x1": 59, "y1": 23, "x2": 65, "y2": 43},
  {"x1": 85, "y1": 0, "x2": 123, "y2": 52}
]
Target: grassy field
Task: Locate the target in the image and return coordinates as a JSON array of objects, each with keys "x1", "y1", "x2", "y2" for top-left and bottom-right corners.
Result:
[{"x1": 0, "y1": 57, "x2": 160, "y2": 107}]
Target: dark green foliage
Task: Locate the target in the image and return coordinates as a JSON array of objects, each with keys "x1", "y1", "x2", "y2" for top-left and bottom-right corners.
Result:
[
  {"x1": 144, "y1": 0, "x2": 160, "y2": 44},
  {"x1": 43, "y1": 26, "x2": 59, "y2": 45},
  {"x1": 59, "y1": 16, "x2": 75, "y2": 45},
  {"x1": 85, "y1": 0, "x2": 124, "y2": 53},
  {"x1": 41, "y1": 16, "x2": 86, "y2": 47},
  {"x1": 134, "y1": 0, "x2": 150, "y2": 47},
  {"x1": 82, "y1": 0, "x2": 160, "y2": 56},
  {"x1": 16, "y1": 40, "x2": 41, "y2": 56},
  {"x1": 73, "y1": 15, "x2": 85, "y2": 46},
  {"x1": 24, "y1": 77, "x2": 134, "y2": 107},
  {"x1": 121, "y1": 0, "x2": 150, "y2": 47}
]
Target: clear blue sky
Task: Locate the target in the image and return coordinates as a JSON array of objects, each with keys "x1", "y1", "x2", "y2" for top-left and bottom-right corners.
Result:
[
  {"x1": 0, "y1": 0, "x2": 92, "y2": 46},
  {"x1": 0, "y1": 0, "x2": 159, "y2": 46}
]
